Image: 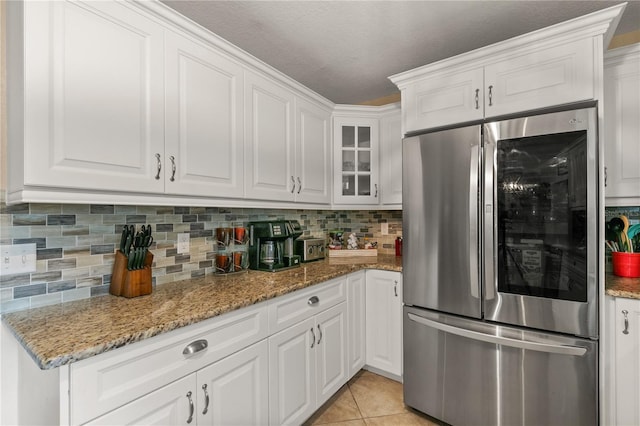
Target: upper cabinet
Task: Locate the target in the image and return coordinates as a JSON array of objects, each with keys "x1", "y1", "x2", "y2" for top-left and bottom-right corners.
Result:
[
  {"x1": 7, "y1": 1, "x2": 166, "y2": 196},
  {"x1": 379, "y1": 105, "x2": 403, "y2": 206},
  {"x1": 604, "y1": 44, "x2": 640, "y2": 206},
  {"x1": 390, "y1": 4, "x2": 625, "y2": 134}
]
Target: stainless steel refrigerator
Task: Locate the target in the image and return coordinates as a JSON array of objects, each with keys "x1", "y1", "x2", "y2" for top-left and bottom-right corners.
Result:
[{"x1": 402, "y1": 106, "x2": 599, "y2": 426}]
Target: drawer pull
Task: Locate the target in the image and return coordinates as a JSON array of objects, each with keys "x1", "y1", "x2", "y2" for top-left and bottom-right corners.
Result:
[
  {"x1": 186, "y1": 391, "x2": 194, "y2": 424},
  {"x1": 183, "y1": 339, "x2": 208, "y2": 356},
  {"x1": 308, "y1": 296, "x2": 319, "y2": 306},
  {"x1": 202, "y1": 384, "x2": 210, "y2": 415}
]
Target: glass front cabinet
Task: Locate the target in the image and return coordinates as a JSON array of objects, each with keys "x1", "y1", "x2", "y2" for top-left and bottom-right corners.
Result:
[{"x1": 333, "y1": 116, "x2": 379, "y2": 205}]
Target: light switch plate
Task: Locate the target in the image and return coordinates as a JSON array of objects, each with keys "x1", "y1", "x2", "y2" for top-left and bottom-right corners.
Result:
[
  {"x1": 0, "y1": 244, "x2": 37, "y2": 276},
  {"x1": 381, "y1": 223, "x2": 389, "y2": 235},
  {"x1": 177, "y1": 233, "x2": 190, "y2": 254}
]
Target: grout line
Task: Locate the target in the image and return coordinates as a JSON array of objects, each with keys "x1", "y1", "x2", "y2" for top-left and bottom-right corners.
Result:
[{"x1": 345, "y1": 383, "x2": 364, "y2": 421}]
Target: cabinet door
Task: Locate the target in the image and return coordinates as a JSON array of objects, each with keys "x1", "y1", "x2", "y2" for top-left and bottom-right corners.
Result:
[
  {"x1": 484, "y1": 38, "x2": 594, "y2": 118},
  {"x1": 197, "y1": 340, "x2": 269, "y2": 426},
  {"x1": 295, "y1": 97, "x2": 331, "y2": 204},
  {"x1": 333, "y1": 117, "x2": 380, "y2": 205},
  {"x1": 165, "y1": 30, "x2": 244, "y2": 198},
  {"x1": 604, "y1": 45, "x2": 640, "y2": 206},
  {"x1": 380, "y1": 107, "x2": 403, "y2": 205},
  {"x1": 366, "y1": 270, "x2": 403, "y2": 377},
  {"x1": 245, "y1": 71, "x2": 295, "y2": 201},
  {"x1": 269, "y1": 318, "x2": 316, "y2": 425},
  {"x1": 347, "y1": 271, "x2": 366, "y2": 376},
  {"x1": 86, "y1": 375, "x2": 196, "y2": 425},
  {"x1": 315, "y1": 302, "x2": 348, "y2": 408},
  {"x1": 402, "y1": 67, "x2": 483, "y2": 132},
  {"x1": 614, "y1": 298, "x2": 640, "y2": 426},
  {"x1": 22, "y1": 1, "x2": 165, "y2": 193}
]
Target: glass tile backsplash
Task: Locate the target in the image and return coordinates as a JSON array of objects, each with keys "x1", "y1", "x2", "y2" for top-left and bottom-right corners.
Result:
[{"x1": 0, "y1": 194, "x2": 402, "y2": 313}]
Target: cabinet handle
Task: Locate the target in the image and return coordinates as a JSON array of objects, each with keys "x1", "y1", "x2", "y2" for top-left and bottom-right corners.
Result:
[
  {"x1": 604, "y1": 166, "x2": 608, "y2": 187},
  {"x1": 202, "y1": 384, "x2": 210, "y2": 415},
  {"x1": 317, "y1": 324, "x2": 322, "y2": 345},
  {"x1": 310, "y1": 327, "x2": 316, "y2": 348},
  {"x1": 183, "y1": 339, "x2": 208, "y2": 355},
  {"x1": 308, "y1": 296, "x2": 319, "y2": 306},
  {"x1": 374, "y1": 184, "x2": 378, "y2": 198},
  {"x1": 291, "y1": 176, "x2": 296, "y2": 194},
  {"x1": 622, "y1": 310, "x2": 630, "y2": 335},
  {"x1": 488, "y1": 85, "x2": 493, "y2": 106},
  {"x1": 169, "y1": 155, "x2": 176, "y2": 182},
  {"x1": 186, "y1": 391, "x2": 194, "y2": 424},
  {"x1": 297, "y1": 177, "x2": 302, "y2": 194},
  {"x1": 154, "y1": 153, "x2": 162, "y2": 180},
  {"x1": 474, "y1": 88, "x2": 479, "y2": 110},
  {"x1": 394, "y1": 280, "x2": 398, "y2": 297}
]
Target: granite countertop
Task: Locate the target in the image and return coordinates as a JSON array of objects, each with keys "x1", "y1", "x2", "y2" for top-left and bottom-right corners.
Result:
[
  {"x1": 2, "y1": 255, "x2": 402, "y2": 370},
  {"x1": 605, "y1": 272, "x2": 640, "y2": 300}
]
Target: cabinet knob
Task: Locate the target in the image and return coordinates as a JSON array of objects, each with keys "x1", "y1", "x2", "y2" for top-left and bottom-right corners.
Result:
[
  {"x1": 308, "y1": 296, "x2": 319, "y2": 306},
  {"x1": 154, "y1": 153, "x2": 162, "y2": 180},
  {"x1": 183, "y1": 339, "x2": 208, "y2": 355}
]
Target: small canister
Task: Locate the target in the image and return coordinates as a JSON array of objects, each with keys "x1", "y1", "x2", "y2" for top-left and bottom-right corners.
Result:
[{"x1": 395, "y1": 237, "x2": 403, "y2": 257}]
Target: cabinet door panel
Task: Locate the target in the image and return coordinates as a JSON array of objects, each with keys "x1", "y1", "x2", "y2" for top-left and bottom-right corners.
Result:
[
  {"x1": 380, "y1": 108, "x2": 403, "y2": 205},
  {"x1": 198, "y1": 340, "x2": 269, "y2": 426},
  {"x1": 403, "y1": 68, "x2": 484, "y2": 132},
  {"x1": 85, "y1": 375, "x2": 196, "y2": 425},
  {"x1": 604, "y1": 46, "x2": 640, "y2": 205},
  {"x1": 245, "y1": 72, "x2": 295, "y2": 201},
  {"x1": 614, "y1": 298, "x2": 640, "y2": 426},
  {"x1": 25, "y1": 1, "x2": 164, "y2": 192},
  {"x1": 269, "y1": 318, "x2": 316, "y2": 426},
  {"x1": 295, "y1": 97, "x2": 331, "y2": 204},
  {"x1": 165, "y1": 31, "x2": 244, "y2": 198},
  {"x1": 316, "y1": 302, "x2": 348, "y2": 407},
  {"x1": 485, "y1": 38, "x2": 594, "y2": 118},
  {"x1": 347, "y1": 272, "x2": 366, "y2": 376}
]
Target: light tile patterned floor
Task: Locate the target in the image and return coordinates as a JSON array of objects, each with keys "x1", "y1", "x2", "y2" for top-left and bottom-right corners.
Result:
[{"x1": 304, "y1": 370, "x2": 442, "y2": 426}]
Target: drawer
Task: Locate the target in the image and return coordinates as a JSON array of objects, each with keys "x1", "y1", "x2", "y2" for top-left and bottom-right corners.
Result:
[
  {"x1": 268, "y1": 276, "x2": 346, "y2": 334},
  {"x1": 70, "y1": 302, "x2": 268, "y2": 425}
]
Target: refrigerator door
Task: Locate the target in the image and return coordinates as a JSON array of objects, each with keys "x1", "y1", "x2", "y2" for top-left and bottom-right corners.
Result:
[
  {"x1": 483, "y1": 107, "x2": 598, "y2": 338},
  {"x1": 404, "y1": 306, "x2": 598, "y2": 426},
  {"x1": 403, "y1": 125, "x2": 481, "y2": 318}
]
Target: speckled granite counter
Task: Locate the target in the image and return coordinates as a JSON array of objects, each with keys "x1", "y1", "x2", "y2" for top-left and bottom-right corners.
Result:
[
  {"x1": 2, "y1": 256, "x2": 402, "y2": 370},
  {"x1": 605, "y1": 272, "x2": 640, "y2": 300}
]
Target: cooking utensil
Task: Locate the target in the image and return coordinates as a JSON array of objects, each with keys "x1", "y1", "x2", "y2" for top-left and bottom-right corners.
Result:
[
  {"x1": 620, "y1": 215, "x2": 633, "y2": 253},
  {"x1": 609, "y1": 217, "x2": 629, "y2": 252}
]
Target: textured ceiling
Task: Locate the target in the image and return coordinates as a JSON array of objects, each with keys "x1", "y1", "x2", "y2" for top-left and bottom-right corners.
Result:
[{"x1": 161, "y1": 1, "x2": 640, "y2": 104}]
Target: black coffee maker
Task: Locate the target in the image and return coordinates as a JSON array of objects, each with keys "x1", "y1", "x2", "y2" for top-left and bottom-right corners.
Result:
[{"x1": 248, "y1": 220, "x2": 303, "y2": 272}]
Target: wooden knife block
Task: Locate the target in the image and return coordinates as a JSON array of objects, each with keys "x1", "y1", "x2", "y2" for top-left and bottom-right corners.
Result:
[{"x1": 110, "y1": 250, "x2": 154, "y2": 298}]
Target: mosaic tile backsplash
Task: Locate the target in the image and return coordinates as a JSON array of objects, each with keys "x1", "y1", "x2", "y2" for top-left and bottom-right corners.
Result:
[{"x1": 0, "y1": 196, "x2": 402, "y2": 314}]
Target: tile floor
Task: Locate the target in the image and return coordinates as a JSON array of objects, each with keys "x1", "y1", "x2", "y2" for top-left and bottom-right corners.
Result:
[{"x1": 304, "y1": 370, "x2": 442, "y2": 426}]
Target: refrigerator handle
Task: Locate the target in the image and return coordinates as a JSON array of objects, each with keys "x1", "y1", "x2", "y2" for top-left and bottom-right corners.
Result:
[
  {"x1": 469, "y1": 144, "x2": 479, "y2": 299},
  {"x1": 407, "y1": 313, "x2": 587, "y2": 356},
  {"x1": 483, "y1": 135, "x2": 496, "y2": 301}
]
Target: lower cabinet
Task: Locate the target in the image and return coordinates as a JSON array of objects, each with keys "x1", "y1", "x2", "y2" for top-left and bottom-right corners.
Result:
[
  {"x1": 87, "y1": 340, "x2": 269, "y2": 425},
  {"x1": 365, "y1": 270, "x2": 403, "y2": 378},
  {"x1": 606, "y1": 296, "x2": 640, "y2": 426},
  {"x1": 347, "y1": 271, "x2": 366, "y2": 376},
  {"x1": 268, "y1": 302, "x2": 348, "y2": 425}
]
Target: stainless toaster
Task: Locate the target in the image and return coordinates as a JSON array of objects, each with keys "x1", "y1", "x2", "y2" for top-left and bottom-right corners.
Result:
[{"x1": 295, "y1": 237, "x2": 326, "y2": 262}]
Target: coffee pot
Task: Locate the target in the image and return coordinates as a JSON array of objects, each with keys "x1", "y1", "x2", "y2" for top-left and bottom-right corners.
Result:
[{"x1": 248, "y1": 220, "x2": 302, "y2": 272}]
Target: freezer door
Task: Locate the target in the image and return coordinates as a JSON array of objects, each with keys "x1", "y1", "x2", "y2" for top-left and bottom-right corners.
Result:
[
  {"x1": 403, "y1": 306, "x2": 598, "y2": 426},
  {"x1": 403, "y1": 126, "x2": 481, "y2": 318}
]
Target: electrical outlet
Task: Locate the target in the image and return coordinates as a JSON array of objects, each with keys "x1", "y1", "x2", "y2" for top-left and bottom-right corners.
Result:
[
  {"x1": 381, "y1": 223, "x2": 389, "y2": 235},
  {"x1": 177, "y1": 233, "x2": 190, "y2": 254},
  {"x1": 0, "y1": 244, "x2": 37, "y2": 276}
]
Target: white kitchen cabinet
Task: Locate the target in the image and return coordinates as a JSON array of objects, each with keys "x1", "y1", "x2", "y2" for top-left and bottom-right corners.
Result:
[
  {"x1": 197, "y1": 340, "x2": 269, "y2": 426},
  {"x1": 164, "y1": 29, "x2": 245, "y2": 199},
  {"x1": 347, "y1": 271, "x2": 366, "y2": 376},
  {"x1": 365, "y1": 270, "x2": 402, "y2": 379},
  {"x1": 607, "y1": 296, "x2": 640, "y2": 426},
  {"x1": 244, "y1": 71, "x2": 331, "y2": 205},
  {"x1": 268, "y1": 277, "x2": 348, "y2": 425},
  {"x1": 86, "y1": 374, "x2": 197, "y2": 425},
  {"x1": 379, "y1": 104, "x2": 403, "y2": 205},
  {"x1": 7, "y1": 0, "x2": 165, "y2": 196},
  {"x1": 333, "y1": 114, "x2": 380, "y2": 205},
  {"x1": 604, "y1": 44, "x2": 640, "y2": 206},
  {"x1": 390, "y1": 14, "x2": 616, "y2": 133}
]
